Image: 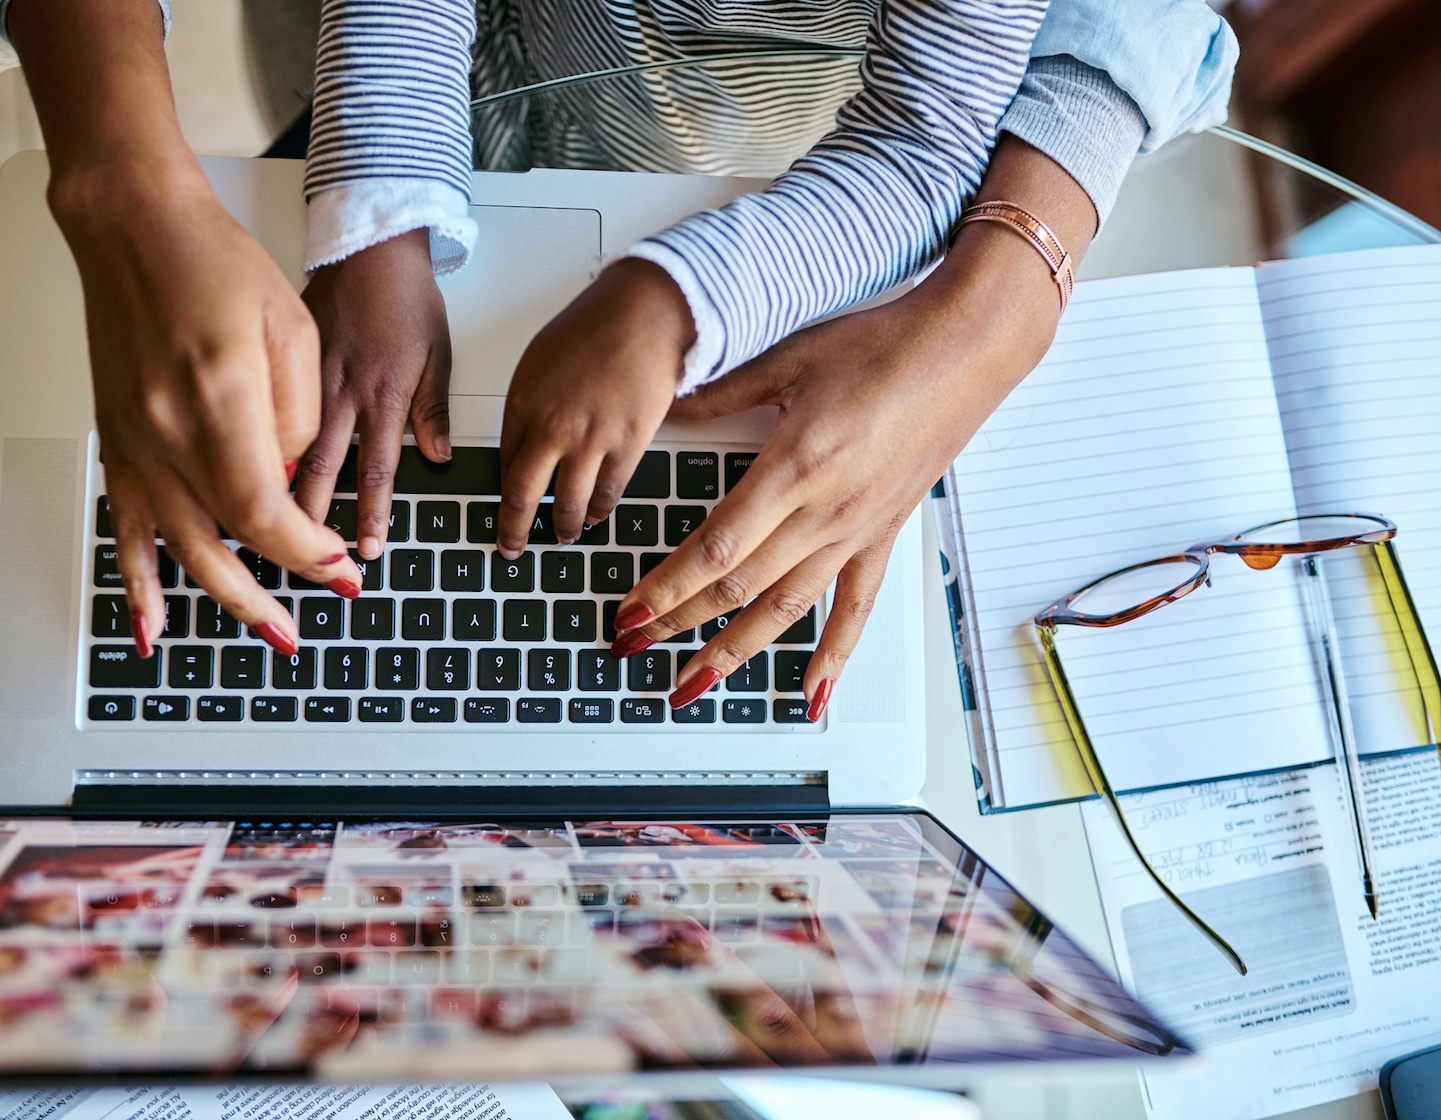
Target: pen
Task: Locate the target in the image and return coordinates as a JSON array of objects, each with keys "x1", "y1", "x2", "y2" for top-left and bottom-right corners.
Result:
[{"x1": 1303, "y1": 554, "x2": 1378, "y2": 919}]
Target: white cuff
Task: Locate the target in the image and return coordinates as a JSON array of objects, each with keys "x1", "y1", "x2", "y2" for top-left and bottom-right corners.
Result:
[
  {"x1": 623, "y1": 241, "x2": 726, "y2": 396},
  {"x1": 304, "y1": 179, "x2": 479, "y2": 276}
]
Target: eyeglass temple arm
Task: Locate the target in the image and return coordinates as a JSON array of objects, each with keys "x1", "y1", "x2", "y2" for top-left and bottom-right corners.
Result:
[
  {"x1": 1035, "y1": 623, "x2": 1248, "y2": 976},
  {"x1": 1373, "y1": 541, "x2": 1441, "y2": 749}
]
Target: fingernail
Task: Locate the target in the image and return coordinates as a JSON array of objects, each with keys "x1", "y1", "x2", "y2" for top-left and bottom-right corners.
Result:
[
  {"x1": 670, "y1": 667, "x2": 721, "y2": 709},
  {"x1": 255, "y1": 621, "x2": 298, "y2": 658},
  {"x1": 327, "y1": 578, "x2": 361, "y2": 600},
  {"x1": 319, "y1": 553, "x2": 346, "y2": 566},
  {"x1": 558, "y1": 536, "x2": 577, "y2": 547},
  {"x1": 498, "y1": 547, "x2": 521, "y2": 561},
  {"x1": 807, "y1": 678, "x2": 836, "y2": 723},
  {"x1": 358, "y1": 537, "x2": 382, "y2": 560},
  {"x1": 583, "y1": 522, "x2": 595, "y2": 532},
  {"x1": 284, "y1": 459, "x2": 300, "y2": 486},
  {"x1": 130, "y1": 610, "x2": 153, "y2": 659},
  {"x1": 436, "y1": 434, "x2": 452, "y2": 461},
  {"x1": 614, "y1": 602, "x2": 654, "y2": 634},
  {"x1": 611, "y1": 630, "x2": 654, "y2": 659}
]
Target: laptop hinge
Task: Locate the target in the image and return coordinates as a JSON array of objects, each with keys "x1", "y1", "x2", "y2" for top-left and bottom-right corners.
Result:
[{"x1": 69, "y1": 770, "x2": 830, "y2": 820}]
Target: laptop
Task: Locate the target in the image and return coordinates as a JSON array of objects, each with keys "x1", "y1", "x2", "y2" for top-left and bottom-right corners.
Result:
[{"x1": 0, "y1": 153, "x2": 1182, "y2": 1084}]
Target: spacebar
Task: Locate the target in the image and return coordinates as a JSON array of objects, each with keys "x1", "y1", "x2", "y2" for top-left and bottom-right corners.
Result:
[{"x1": 337, "y1": 446, "x2": 502, "y2": 495}]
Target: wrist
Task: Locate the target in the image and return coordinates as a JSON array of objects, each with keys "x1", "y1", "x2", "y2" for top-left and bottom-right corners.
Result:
[
  {"x1": 607, "y1": 258, "x2": 698, "y2": 360},
  {"x1": 48, "y1": 148, "x2": 211, "y2": 247}
]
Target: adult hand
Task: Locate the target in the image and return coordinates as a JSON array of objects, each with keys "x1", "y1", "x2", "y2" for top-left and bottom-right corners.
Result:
[
  {"x1": 608, "y1": 137, "x2": 1098, "y2": 719},
  {"x1": 497, "y1": 258, "x2": 694, "y2": 553},
  {"x1": 298, "y1": 229, "x2": 452, "y2": 560}
]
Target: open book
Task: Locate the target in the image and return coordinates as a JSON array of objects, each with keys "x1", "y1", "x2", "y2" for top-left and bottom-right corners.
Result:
[{"x1": 938, "y1": 244, "x2": 1441, "y2": 812}]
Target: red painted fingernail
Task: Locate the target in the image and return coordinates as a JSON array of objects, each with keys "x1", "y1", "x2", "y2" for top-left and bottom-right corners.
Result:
[
  {"x1": 807, "y1": 678, "x2": 836, "y2": 723},
  {"x1": 254, "y1": 621, "x2": 298, "y2": 658},
  {"x1": 611, "y1": 630, "x2": 654, "y2": 660},
  {"x1": 326, "y1": 578, "x2": 361, "y2": 600},
  {"x1": 130, "y1": 610, "x2": 153, "y2": 659},
  {"x1": 284, "y1": 459, "x2": 300, "y2": 486},
  {"x1": 613, "y1": 602, "x2": 654, "y2": 634},
  {"x1": 318, "y1": 553, "x2": 346, "y2": 566},
  {"x1": 670, "y1": 667, "x2": 721, "y2": 709}
]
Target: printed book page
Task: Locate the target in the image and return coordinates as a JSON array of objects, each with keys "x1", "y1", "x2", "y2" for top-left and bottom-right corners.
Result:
[
  {"x1": 1260, "y1": 244, "x2": 1441, "y2": 756},
  {"x1": 1084, "y1": 751, "x2": 1441, "y2": 1119},
  {"x1": 948, "y1": 266, "x2": 1332, "y2": 808}
]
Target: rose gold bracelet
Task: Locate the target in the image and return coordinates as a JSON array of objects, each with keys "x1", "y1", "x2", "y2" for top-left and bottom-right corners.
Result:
[{"x1": 953, "y1": 201, "x2": 1074, "y2": 314}]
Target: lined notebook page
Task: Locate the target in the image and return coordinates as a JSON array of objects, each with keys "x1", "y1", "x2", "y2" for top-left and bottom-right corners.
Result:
[
  {"x1": 1261, "y1": 245, "x2": 1441, "y2": 755},
  {"x1": 950, "y1": 268, "x2": 1333, "y2": 809}
]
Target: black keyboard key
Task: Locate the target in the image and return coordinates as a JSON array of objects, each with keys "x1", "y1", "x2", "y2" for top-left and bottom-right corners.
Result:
[
  {"x1": 93, "y1": 544, "x2": 122, "y2": 587},
  {"x1": 527, "y1": 649, "x2": 570, "y2": 690},
  {"x1": 640, "y1": 552, "x2": 669, "y2": 578},
  {"x1": 700, "y1": 612, "x2": 738, "y2": 642},
  {"x1": 252, "y1": 696, "x2": 299, "y2": 722},
  {"x1": 359, "y1": 696, "x2": 405, "y2": 722},
  {"x1": 441, "y1": 549, "x2": 484, "y2": 592},
  {"x1": 401, "y1": 598, "x2": 445, "y2": 640},
  {"x1": 477, "y1": 648, "x2": 521, "y2": 690},
  {"x1": 517, "y1": 697, "x2": 562, "y2": 723},
  {"x1": 376, "y1": 648, "x2": 420, "y2": 690},
  {"x1": 467, "y1": 501, "x2": 499, "y2": 543},
  {"x1": 143, "y1": 695, "x2": 188, "y2": 721},
  {"x1": 196, "y1": 596, "x2": 242, "y2": 639},
  {"x1": 627, "y1": 649, "x2": 671, "y2": 692},
  {"x1": 541, "y1": 551, "x2": 584, "y2": 593},
  {"x1": 616, "y1": 505, "x2": 659, "y2": 547},
  {"x1": 427, "y1": 648, "x2": 469, "y2": 690},
  {"x1": 325, "y1": 499, "x2": 357, "y2": 542},
  {"x1": 299, "y1": 596, "x2": 345, "y2": 639},
  {"x1": 527, "y1": 505, "x2": 558, "y2": 545},
  {"x1": 662, "y1": 627, "x2": 696, "y2": 644},
  {"x1": 390, "y1": 550, "x2": 434, "y2": 591},
  {"x1": 777, "y1": 606, "x2": 818, "y2": 644},
  {"x1": 624, "y1": 450, "x2": 670, "y2": 498},
  {"x1": 220, "y1": 646, "x2": 266, "y2": 689},
  {"x1": 245, "y1": 597, "x2": 292, "y2": 640},
  {"x1": 90, "y1": 645, "x2": 161, "y2": 688},
  {"x1": 725, "y1": 452, "x2": 756, "y2": 493},
  {"x1": 774, "y1": 698, "x2": 810, "y2": 724},
  {"x1": 675, "y1": 650, "x2": 720, "y2": 690},
  {"x1": 676, "y1": 451, "x2": 719, "y2": 499},
  {"x1": 502, "y1": 599, "x2": 546, "y2": 641},
  {"x1": 162, "y1": 595, "x2": 189, "y2": 638},
  {"x1": 465, "y1": 697, "x2": 510, "y2": 723},
  {"x1": 387, "y1": 500, "x2": 411, "y2": 542},
  {"x1": 88, "y1": 695, "x2": 135, "y2": 721},
  {"x1": 324, "y1": 647, "x2": 368, "y2": 690},
  {"x1": 601, "y1": 600, "x2": 620, "y2": 643},
  {"x1": 724, "y1": 698, "x2": 767, "y2": 724},
  {"x1": 453, "y1": 599, "x2": 496, "y2": 641},
  {"x1": 671, "y1": 698, "x2": 716, "y2": 724},
  {"x1": 579, "y1": 518, "x2": 610, "y2": 546},
  {"x1": 412, "y1": 696, "x2": 457, "y2": 723},
  {"x1": 577, "y1": 650, "x2": 621, "y2": 691},
  {"x1": 197, "y1": 695, "x2": 244, "y2": 722},
  {"x1": 590, "y1": 553, "x2": 634, "y2": 594},
  {"x1": 727, "y1": 653, "x2": 768, "y2": 692},
  {"x1": 388, "y1": 445, "x2": 500, "y2": 495},
  {"x1": 351, "y1": 598, "x2": 395, "y2": 640},
  {"x1": 353, "y1": 550, "x2": 383, "y2": 591},
  {"x1": 665, "y1": 506, "x2": 706, "y2": 546},
  {"x1": 95, "y1": 496, "x2": 113, "y2": 538},
  {"x1": 569, "y1": 698, "x2": 614, "y2": 724},
  {"x1": 491, "y1": 552, "x2": 535, "y2": 593},
  {"x1": 774, "y1": 651, "x2": 811, "y2": 693},
  {"x1": 306, "y1": 697, "x2": 351, "y2": 722},
  {"x1": 272, "y1": 648, "x2": 318, "y2": 689},
  {"x1": 620, "y1": 698, "x2": 665, "y2": 724},
  {"x1": 416, "y1": 500, "x2": 461, "y2": 543},
  {"x1": 552, "y1": 600, "x2": 596, "y2": 642},
  {"x1": 156, "y1": 547, "x2": 179, "y2": 588},
  {"x1": 91, "y1": 595, "x2": 129, "y2": 638},
  {"x1": 169, "y1": 646, "x2": 214, "y2": 689},
  {"x1": 237, "y1": 549, "x2": 282, "y2": 589}
]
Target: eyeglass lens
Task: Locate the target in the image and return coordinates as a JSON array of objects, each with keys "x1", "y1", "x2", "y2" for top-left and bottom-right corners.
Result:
[{"x1": 1068, "y1": 557, "x2": 1204, "y2": 617}]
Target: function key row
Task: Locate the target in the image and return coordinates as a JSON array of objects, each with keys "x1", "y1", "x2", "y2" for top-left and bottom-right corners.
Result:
[{"x1": 87, "y1": 693, "x2": 809, "y2": 725}]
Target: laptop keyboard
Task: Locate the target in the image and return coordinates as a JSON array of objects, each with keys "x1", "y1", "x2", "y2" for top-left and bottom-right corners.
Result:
[{"x1": 81, "y1": 443, "x2": 821, "y2": 730}]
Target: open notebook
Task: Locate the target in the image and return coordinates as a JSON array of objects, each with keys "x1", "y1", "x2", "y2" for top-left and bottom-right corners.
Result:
[{"x1": 938, "y1": 244, "x2": 1441, "y2": 812}]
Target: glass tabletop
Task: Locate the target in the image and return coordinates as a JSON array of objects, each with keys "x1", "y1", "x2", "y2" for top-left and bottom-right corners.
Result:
[{"x1": 470, "y1": 51, "x2": 1441, "y2": 278}]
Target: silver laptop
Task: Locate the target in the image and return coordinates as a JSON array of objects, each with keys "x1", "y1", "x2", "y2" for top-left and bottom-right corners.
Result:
[{"x1": 0, "y1": 152, "x2": 927, "y2": 813}]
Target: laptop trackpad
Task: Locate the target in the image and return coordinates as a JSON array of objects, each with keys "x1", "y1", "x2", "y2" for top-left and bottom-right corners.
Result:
[{"x1": 439, "y1": 205, "x2": 601, "y2": 397}]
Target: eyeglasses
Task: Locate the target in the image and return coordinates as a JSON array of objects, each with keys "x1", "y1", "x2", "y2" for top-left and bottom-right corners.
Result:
[{"x1": 1034, "y1": 514, "x2": 1441, "y2": 974}]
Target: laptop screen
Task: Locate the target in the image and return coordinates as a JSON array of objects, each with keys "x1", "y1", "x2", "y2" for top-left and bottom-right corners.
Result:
[{"x1": 0, "y1": 811, "x2": 1183, "y2": 1082}]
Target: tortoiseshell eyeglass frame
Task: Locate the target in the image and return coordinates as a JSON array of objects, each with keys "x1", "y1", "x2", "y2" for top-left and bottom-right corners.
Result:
[{"x1": 1033, "y1": 514, "x2": 1441, "y2": 975}]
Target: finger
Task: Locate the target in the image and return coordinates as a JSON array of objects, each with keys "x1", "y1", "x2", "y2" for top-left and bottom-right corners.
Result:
[
  {"x1": 585, "y1": 449, "x2": 640, "y2": 529},
  {"x1": 294, "y1": 392, "x2": 358, "y2": 524},
  {"x1": 803, "y1": 527, "x2": 899, "y2": 720},
  {"x1": 551, "y1": 451, "x2": 603, "y2": 546},
  {"x1": 105, "y1": 457, "x2": 164, "y2": 658},
  {"x1": 666, "y1": 346, "x2": 794, "y2": 422},
  {"x1": 496, "y1": 438, "x2": 559, "y2": 559},
  {"x1": 265, "y1": 301, "x2": 322, "y2": 461},
  {"x1": 410, "y1": 336, "x2": 453, "y2": 465},
  {"x1": 353, "y1": 404, "x2": 405, "y2": 562}
]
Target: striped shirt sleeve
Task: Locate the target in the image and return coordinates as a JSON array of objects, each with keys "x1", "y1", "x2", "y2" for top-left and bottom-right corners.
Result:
[
  {"x1": 629, "y1": 0, "x2": 1048, "y2": 391},
  {"x1": 303, "y1": 0, "x2": 479, "y2": 274}
]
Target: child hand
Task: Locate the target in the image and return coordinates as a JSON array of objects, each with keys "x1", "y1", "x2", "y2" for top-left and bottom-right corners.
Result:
[
  {"x1": 497, "y1": 259, "x2": 696, "y2": 554},
  {"x1": 297, "y1": 229, "x2": 453, "y2": 559}
]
